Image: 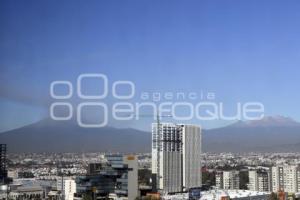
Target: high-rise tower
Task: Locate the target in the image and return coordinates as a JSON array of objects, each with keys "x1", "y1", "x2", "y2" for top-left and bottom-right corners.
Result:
[{"x1": 151, "y1": 123, "x2": 201, "y2": 193}]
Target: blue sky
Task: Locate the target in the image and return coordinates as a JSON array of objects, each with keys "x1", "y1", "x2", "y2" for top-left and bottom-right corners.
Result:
[{"x1": 1, "y1": 0, "x2": 300, "y2": 132}]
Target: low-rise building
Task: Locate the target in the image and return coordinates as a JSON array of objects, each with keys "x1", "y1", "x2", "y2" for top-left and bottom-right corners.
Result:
[
  {"x1": 162, "y1": 190, "x2": 270, "y2": 200},
  {"x1": 75, "y1": 154, "x2": 138, "y2": 199}
]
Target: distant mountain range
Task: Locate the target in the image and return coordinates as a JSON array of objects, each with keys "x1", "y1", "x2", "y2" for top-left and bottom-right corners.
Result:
[
  {"x1": 0, "y1": 119, "x2": 151, "y2": 153},
  {"x1": 202, "y1": 116, "x2": 300, "y2": 152},
  {"x1": 1, "y1": 116, "x2": 300, "y2": 153},
  {"x1": 232, "y1": 115, "x2": 300, "y2": 127}
]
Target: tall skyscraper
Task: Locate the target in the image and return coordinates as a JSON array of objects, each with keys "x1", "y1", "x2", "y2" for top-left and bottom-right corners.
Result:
[{"x1": 151, "y1": 123, "x2": 201, "y2": 194}]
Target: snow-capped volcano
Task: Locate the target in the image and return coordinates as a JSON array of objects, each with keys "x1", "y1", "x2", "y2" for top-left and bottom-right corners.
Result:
[{"x1": 232, "y1": 115, "x2": 300, "y2": 127}]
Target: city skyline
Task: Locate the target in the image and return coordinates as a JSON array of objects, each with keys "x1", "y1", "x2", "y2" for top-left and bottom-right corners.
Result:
[{"x1": 2, "y1": 1, "x2": 300, "y2": 200}]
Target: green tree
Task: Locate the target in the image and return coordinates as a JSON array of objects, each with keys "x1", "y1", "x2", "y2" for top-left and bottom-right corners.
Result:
[
  {"x1": 138, "y1": 169, "x2": 152, "y2": 185},
  {"x1": 239, "y1": 171, "x2": 249, "y2": 189},
  {"x1": 202, "y1": 171, "x2": 216, "y2": 186},
  {"x1": 82, "y1": 194, "x2": 93, "y2": 200},
  {"x1": 269, "y1": 192, "x2": 279, "y2": 200}
]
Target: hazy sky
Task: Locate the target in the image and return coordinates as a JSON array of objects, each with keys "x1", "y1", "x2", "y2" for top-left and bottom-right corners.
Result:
[{"x1": 1, "y1": 0, "x2": 300, "y2": 132}]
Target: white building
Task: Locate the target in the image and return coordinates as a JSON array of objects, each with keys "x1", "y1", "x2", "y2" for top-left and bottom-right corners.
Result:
[
  {"x1": 57, "y1": 178, "x2": 76, "y2": 200},
  {"x1": 216, "y1": 171, "x2": 240, "y2": 190},
  {"x1": 216, "y1": 171, "x2": 224, "y2": 189},
  {"x1": 122, "y1": 155, "x2": 138, "y2": 200},
  {"x1": 223, "y1": 171, "x2": 240, "y2": 190},
  {"x1": 0, "y1": 185, "x2": 8, "y2": 199},
  {"x1": 248, "y1": 169, "x2": 271, "y2": 192},
  {"x1": 271, "y1": 166, "x2": 284, "y2": 192},
  {"x1": 152, "y1": 123, "x2": 201, "y2": 193},
  {"x1": 271, "y1": 165, "x2": 300, "y2": 193},
  {"x1": 162, "y1": 190, "x2": 271, "y2": 200}
]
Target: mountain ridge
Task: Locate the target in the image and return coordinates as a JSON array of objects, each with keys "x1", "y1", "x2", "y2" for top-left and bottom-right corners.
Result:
[
  {"x1": 231, "y1": 115, "x2": 300, "y2": 128},
  {"x1": 1, "y1": 116, "x2": 300, "y2": 153}
]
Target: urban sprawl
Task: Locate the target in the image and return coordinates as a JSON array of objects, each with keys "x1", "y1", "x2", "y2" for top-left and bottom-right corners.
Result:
[{"x1": 1, "y1": 123, "x2": 300, "y2": 200}]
